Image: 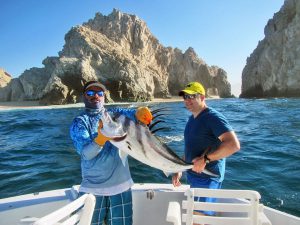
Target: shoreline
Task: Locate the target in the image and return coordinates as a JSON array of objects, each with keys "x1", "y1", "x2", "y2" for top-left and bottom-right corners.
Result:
[
  {"x1": 0, "y1": 96, "x2": 184, "y2": 111},
  {"x1": 0, "y1": 95, "x2": 222, "y2": 111}
]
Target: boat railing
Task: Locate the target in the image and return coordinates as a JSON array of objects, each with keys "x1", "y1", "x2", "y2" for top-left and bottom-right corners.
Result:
[
  {"x1": 19, "y1": 193, "x2": 95, "y2": 225},
  {"x1": 166, "y1": 188, "x2": 272, "y2": 225}
]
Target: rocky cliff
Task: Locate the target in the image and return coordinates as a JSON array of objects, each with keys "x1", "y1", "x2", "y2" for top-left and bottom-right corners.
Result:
[
  {"x1": 0, "y1": 9, "x2": 232, "y2": 105},
  {"x1": 0, "y1": 68, "x2": 11, "y2": 88},
  {"x1": 241, "y1": 0, "x2": 300, "y2": 98}
]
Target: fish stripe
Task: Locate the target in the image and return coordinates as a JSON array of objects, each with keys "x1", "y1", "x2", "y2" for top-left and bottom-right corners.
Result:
[
  {"x1": 123, "y1": 116, "x2": 131, "y2": 132},
  {"x1": 136, "y1": 122, "x2": 147, "y2": 157},
  {"x1": 144, "y1": 128, "x2": 189, "y2": 166}
]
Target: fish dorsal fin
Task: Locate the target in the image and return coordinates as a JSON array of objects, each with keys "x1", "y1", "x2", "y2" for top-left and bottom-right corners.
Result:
[
  {"x1": 148, "y1": 120, "x2": 165, "y2": 130},
  {"x1": 151, "y1": 107, "x2": 172, "y2": 115},
  {"x1": 151, "y1": 127, "x2": 169, "y2": 134}
]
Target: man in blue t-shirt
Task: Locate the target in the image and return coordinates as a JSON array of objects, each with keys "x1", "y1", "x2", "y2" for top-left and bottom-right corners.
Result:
[{"x1": 172, "y1": 81, "x2": 240, "y2": 215}]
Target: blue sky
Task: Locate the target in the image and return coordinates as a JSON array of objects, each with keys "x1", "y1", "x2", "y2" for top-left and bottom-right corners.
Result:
[{"x1": 0, "y1": 0, "x2": 284, "y2": 96}]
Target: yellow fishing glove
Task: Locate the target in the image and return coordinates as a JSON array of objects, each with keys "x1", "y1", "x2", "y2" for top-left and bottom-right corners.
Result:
[
  {"x1": 136, "y1": 107, "x2": 153, "y2": 125},
  {"x1": 94, "y1": 120, "x2": 111, "y2": 146}
]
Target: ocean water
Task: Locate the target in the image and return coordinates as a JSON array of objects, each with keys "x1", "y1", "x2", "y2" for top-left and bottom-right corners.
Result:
[{"x1": 0, "y1": 98, "x2": 299, "y2": 217}]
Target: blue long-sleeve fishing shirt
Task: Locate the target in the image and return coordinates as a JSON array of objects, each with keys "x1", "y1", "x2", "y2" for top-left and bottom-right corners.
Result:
[{"x1": 70, "y1": 107, "x2": 137, "y2": 196}]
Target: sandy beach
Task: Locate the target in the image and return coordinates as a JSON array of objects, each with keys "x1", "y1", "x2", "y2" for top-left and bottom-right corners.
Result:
[{"x1": 0, "y1": 96, "x2": 183, "y2": 111}]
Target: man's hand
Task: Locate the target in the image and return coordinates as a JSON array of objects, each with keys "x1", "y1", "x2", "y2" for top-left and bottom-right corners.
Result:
[
  {"x1": 192, "y1": 157, "x2": 206, "y2": 173},
  {"x1": 94, "y1": 120, "x2": 112, "y2": 146},
  {"x1": 136, "y1": 107, "x2": 153, "y2": 125},
  {"x1": 172, "y1": 172, "x2": 182, "y2": 187}
]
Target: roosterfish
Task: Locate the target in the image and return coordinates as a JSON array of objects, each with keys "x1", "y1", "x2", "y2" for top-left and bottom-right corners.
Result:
[{"x1": 100, "y1": 109, "x2": 218, "y2": 177}]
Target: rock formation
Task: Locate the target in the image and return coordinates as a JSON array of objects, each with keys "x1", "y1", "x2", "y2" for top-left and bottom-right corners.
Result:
[
  {"x1": 0, "y1": 9, "x2": 232, "y2": 105},
  {"x1": 0, "y1": 68, "x2": 11, "y2": 88},
  {"x1": 241, "y1": 0, "x2": 300, "y2": 98}
]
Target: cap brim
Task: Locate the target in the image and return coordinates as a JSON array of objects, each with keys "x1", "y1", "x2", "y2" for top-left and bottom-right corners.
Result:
[
  {"x1": 178, "y1": 90, "x2": 198, "y2": 96},
  {"x1": 85, "y1": 83, "x2": 107, "y2": 92}
]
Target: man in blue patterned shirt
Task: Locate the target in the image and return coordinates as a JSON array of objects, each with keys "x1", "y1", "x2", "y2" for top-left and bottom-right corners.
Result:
[{"x1": 70, "y1": 81, "x2": 152, "y2": 225}]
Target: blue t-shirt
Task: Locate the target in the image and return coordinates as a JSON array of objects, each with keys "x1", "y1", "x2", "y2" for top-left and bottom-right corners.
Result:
[{"x1": 184, "y1": 107, "x2": 233, "y2": 182}]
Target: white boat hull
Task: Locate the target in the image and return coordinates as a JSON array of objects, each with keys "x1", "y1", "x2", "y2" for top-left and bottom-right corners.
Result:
[{"x1": 0, "y1": 183, "x2": 299, "y2": 225}]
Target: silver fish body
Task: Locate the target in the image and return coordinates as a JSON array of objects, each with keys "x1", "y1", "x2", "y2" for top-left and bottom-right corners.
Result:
[{"x1": 101, "y1": 111, "x2": 218, "y2": 177}]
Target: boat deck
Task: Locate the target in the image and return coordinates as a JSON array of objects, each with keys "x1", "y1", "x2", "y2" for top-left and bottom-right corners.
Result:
[{"x1": 0, "y1": 183, "x2": 299, "y2": 225}]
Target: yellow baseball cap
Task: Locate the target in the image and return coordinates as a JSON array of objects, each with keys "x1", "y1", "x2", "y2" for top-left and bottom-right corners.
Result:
[{"x1": 178, "y1": 82, "x2": 205, "y2": 96}]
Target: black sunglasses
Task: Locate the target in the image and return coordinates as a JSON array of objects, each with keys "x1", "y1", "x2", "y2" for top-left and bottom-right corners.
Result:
[
  {"x1": 183, "y1": 94, "x2": 199, "y2": 100},
  {"x1": 85, "y1": 90, "x2": 104, "y2": 97}
]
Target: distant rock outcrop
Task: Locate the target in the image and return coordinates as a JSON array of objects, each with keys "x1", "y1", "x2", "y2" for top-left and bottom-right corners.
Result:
[
  {"x1": 0, "y1": 69, "x2": 12, "y2": 101},
  {"x1": 0, "y1": 9, "x2": 232, "y2": 105},
  {"x1": 241, "y1": 0, "x2": 300, "y2": 98},
  {"x1": 0, "y1": 68, "x2": 11, "y2": 87}
]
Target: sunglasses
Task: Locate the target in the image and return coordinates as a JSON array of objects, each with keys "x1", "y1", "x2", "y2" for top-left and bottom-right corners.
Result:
[
  {"x1": 183, "y1": 94, "x2": 199, "y2": 100},
  {"x1": 85, "y1": 90, "x2": 104, "y2": 97}
]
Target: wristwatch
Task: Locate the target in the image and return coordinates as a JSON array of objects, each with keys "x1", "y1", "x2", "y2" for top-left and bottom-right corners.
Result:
[{"x1": 204, "y1": 154, "x2": 211, "y2": 164}]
